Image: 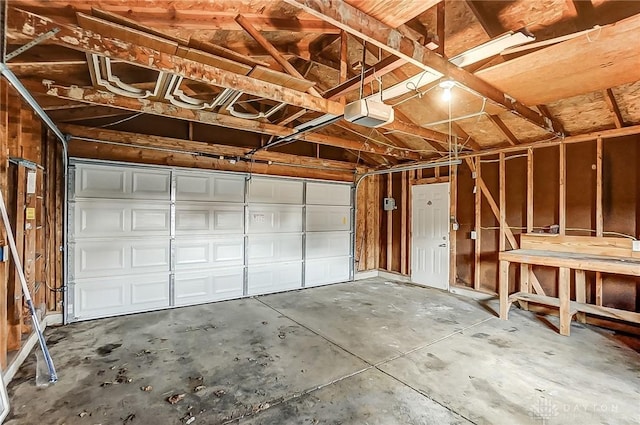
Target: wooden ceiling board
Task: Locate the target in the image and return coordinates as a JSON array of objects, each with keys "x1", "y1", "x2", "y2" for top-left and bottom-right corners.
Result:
[
  {"x1": 476, "y1": 13, "x2": 640, "y2": 106},
  {"x1": 490, "y1": 111, "x2": 552, "y2": 143},
  {"x1": 440, "y1": 114, "x2": 510, "y2": 149},
  {"x1": 612, "y1": 81, "x2": 640, "y2": 125},
  {"x1": 344, "y1": 0, "x2": 441, "y2": 28},
  {"x1": 545, "y1": 91, "x2": 615, "y2": 135}
]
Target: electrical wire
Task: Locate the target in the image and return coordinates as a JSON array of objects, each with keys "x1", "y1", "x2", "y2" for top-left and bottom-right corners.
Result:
[
  {"x1": 474, "y1": 225, "x2": 637, "y2": 240},
  {"x1": 97, "y1": 112, "x2": 143, "y2": 128},
  {"x1": 335, "y1": 123, "x2": 437, "y2": 153},
  {"x1": 480, "y1": 153, "x2": 528, "y2": 163}
]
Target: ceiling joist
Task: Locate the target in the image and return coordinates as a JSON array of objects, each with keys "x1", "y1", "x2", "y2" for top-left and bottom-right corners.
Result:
[
  {"x1": 27, "y1": 79, "x2": 420, "y2": 160},
  {"x1": 8, "y1": 7, "x2": 342, "y2": 116}
]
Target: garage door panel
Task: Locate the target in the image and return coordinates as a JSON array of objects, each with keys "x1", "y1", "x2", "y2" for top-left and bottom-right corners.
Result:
[
  {"x1": 306, "y1": 206, "x2": 351, "y2": 231},
  {"x1": 175, "y1": 172, "x2": 245, "y2": 202},
  {"x1": 176, "y1": 204, "x2": 244, "y2": 235},
  {"x1": 248, "y1": 234, "x2": 302, "y2": 264},
  {"x1": 247, "y1": 262, "x2": 302, "y2": 295},
  {"x1": 71, "y1": 274, "x2": 170, "y2": 320},
  {"x1": 74, "y1": 165, "x2": 170, "y2": 200},
  {"x1": 306, "y1": 182, "x2": 351, "y2": 206},
  {"x1": 174, "y1": 267, "x2": 244, "y2": 306},
  {"x1": 71, "y1": 239, "x2": 170, "y2": 280},
  {"x1": 72, "y1": 201, "x2": 170, "y2": 239},
  {"x1": 132, "y1": 170, "x2": 171, "y2": 196},
  {"x1": 305, "y1": 232, "x2": 351, "y2": 259},
  {"x1": 247, "y1": 177, "x2": 303, "y2": 204},
  {"x1": 248, "y1": 206, "x2": 303, "y2": 233},
  {"x1": 305, "y1": 257, "x2": 351, "y2": 287},
  {"x1": 131, "y1": 209, "x2": 170, "y2": 232},
  {"x1": 175, "y1": 237, "x2": 244, "y2": 270}
]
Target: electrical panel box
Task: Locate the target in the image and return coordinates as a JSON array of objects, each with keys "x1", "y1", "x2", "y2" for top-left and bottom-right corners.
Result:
[
  {"x1": 383, "y1": 197, "x2": 397, "y2": 211},
  {"x1": 633, "y1": 240, "x2": 640, "y2": 252},
  {"x1": 470, "y1": 230, "x2": 477, "y2": 240},
  {"x1": 27, "y1": 170, "x2": 37, "y2": 194}
]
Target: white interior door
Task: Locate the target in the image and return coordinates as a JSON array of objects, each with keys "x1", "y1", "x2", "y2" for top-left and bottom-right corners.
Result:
[{"x1": 411, "y1": 183, "x2": 450, "y2": 290}]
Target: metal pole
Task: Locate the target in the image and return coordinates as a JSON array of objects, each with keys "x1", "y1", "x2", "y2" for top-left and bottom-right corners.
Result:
[{"x1": 0, "y1": 189, "x2": 57, "y2": 382}]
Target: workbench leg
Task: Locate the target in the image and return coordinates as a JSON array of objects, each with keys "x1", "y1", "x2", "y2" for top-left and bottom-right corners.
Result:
[
  {"x1": 575, "y1": 269, "x2": 586, "y2": 324},
  {"x1": 559, "y1": 267, "x2": 571, "y2": 336},
  {"x1": 499, "y1": 260, "x2": 510, "y2": 320},
  {"x1": 519, "y1": 263, "x2": 530, "y2": 311}
]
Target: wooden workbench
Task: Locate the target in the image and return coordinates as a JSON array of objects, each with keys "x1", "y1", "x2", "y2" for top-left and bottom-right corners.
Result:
[{"x1": 499, "y1": 234, "x2": 640, "y2": 336}]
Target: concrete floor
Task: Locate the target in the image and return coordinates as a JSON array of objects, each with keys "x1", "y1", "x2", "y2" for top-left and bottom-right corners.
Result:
[{"x1": 5, "y1": 278, "x2": 640, "y2": 425}]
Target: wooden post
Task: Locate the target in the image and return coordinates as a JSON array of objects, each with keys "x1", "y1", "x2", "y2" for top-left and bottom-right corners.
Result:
[
  {"x1": 499, "y1": 260, "x2": 509, "y2": 319},
  {"x1": 559, "y1": 143, "x2": 566, "y2": 235},
  {"x1": 400, "y1": 171, "x2": 407, "y2": 275},
  {"x1": 499, "y1": 153, "x2": 506, "y2": 251},
  {"x1": 339, "y1": 30, "x2": 348, "y2": 105},
  {"x1": 386, "y1": 173, "x2": 393, "y2": 270},
  {"x1": 559, "y1": 266, "x2": 571, "y2": 336},
  {"x1": 575, "y1": 269, "x2": 587, "y2": 323},
  {"x1": 474, "y1": 156, "x2": 481, "y2": 290},
  {"x1": 0, "y1": 79, "x2": 8, "y2": 368},
  {"x1": 595, "y1": 137, "x2": 603, "y2": 306},
  {"x1": 7, "y1": 166, "x2": 26, "y2": 351},
  {"x1": 520, "y1": 148, "x2": 534, "y2": 310},
  {"x1": 449, "y1": 165, "x2": 457, "y2": 287},
  {"x1": 22, "y1": 168, "x2": 37, "y2": 334}
]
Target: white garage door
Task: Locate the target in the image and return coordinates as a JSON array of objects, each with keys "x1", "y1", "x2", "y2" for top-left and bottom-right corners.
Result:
[{"x1": 67, "y1": 161, "x2": 353, "y2": 322}]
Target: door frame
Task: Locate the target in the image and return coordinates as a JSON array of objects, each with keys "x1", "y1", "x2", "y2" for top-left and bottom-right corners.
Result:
[{"x1": 410, "y1": 182, "x2": 450, "y2": 290}]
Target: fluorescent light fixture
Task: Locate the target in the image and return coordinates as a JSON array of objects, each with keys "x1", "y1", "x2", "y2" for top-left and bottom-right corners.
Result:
[{"x1": 375, "y1": 31, "x2": 536, "y2": 102}]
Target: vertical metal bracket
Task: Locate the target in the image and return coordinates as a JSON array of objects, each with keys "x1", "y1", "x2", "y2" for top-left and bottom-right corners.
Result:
[{"x1": 5, "y1": 28, "x2": 60, "y2": 61}]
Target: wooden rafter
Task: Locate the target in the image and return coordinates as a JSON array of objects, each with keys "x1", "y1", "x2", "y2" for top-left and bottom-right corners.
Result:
[
  {"x1": 8, "y1": 8, "x2": 342, "y2": 116},
  {"x1": 601, "y1": 88, "x2": 624, "y2": 128},
  {"x1": 487, "y1": 114, "x2": 520, "y2": 146},
  {"x1": 11, "y1": 1, "x2": 341, "y2": 33},
  {"x1": 235, "y1": 14, "x2": 322, "y2": 97},
  {"x1": 323, "y1": 55, "x2": 405, "y2": 100},
  {"x1": 47, "y1": 106, "x2": 132, "y2": 122},
  {"x1": 27, "y1": 79, "x2": 421, "y2": 160},
  {"x1": 284, "y1": 0, "x2": 561, "y2": 136},
  {"x1": 464, "y1": 1, "x2": 504, "y2": 38},
  {"x1": 536, "y1": 104, "x2": 566, "y2": 135}
]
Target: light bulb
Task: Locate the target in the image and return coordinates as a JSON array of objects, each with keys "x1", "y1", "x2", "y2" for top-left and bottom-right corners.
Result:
[
  {"x1": 439, "y1": 80, "x2": 455, "y2": 102},
  {"x1": 442, "y1": 88, "x2": 452, "y2": 102}
]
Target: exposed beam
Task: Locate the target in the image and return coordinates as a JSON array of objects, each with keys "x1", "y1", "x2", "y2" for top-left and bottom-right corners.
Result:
[
  {"x1": 235, "y1": 14, "x2": 322, "y2": 97},
  {"x1": 436, "y1": 1, "x2": 445, "y2": 56},
  {"x1": 602, "y1": 88, "x2": 624, "y2": 128},
  {"x1": 48, "y1": 106, "x2": 132, "y2": 122},
  {"x1": 536, "y1": 104, "x2": 566, "y2": 135},
  {"x1": 487, "y1": 114, "x2": 520, "y2": 146},
  {"x1": 323, "y1": 54, "x2": 405, "y2": 100},
  {"x1": 309, "y1": 34, "x2": 341, "y2": 59},
  {"x1": 28, "y1": 79, "x2": 420, "y2": 160},
  {"x1": 284, "y1": 0, "x2": 560, "y2": 136},
  {"x1": 58, "y1": 124, "x2": 360, "y2": 172},
  {"x1": 465, "y1": 1, "x2": 504, "y2": 37},
  {"x1": 8, "y1": 8, "x2": 342, "y2": 116},
  {"x1": 392, "y1": 109, "x2": 447, "y2": 154},
  {"x1": 11, "y1": 1, "x2": 341, "y2": 33},
  {"x1": 69, "y1": 139, "x2": 354, "y2": 181}
]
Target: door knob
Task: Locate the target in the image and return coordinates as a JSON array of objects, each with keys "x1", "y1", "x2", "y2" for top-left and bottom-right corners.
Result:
[{"x1": 439, "y1": 243, "x2": 447, "y2": 247}]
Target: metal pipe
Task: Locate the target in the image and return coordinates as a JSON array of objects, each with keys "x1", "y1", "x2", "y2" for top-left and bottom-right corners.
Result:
[
  {"x1": 352, "y1": 159, "x2": 461, "y2": 276},
  {"x1": 0, "y1": 63, "x2": 70, "y2": 323}
]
